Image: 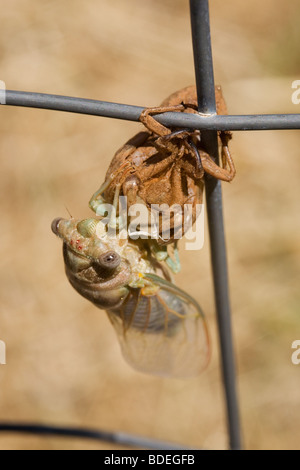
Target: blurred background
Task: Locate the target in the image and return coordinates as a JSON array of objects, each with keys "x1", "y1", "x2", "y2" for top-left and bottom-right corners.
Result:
[{"x1": 0, "y1": 0, "x2": 300, "y2": 450}]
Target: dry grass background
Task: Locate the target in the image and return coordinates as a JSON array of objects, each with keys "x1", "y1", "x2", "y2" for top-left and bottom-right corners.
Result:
[{"x1": 0, "y1": 0, "x2": 300, "y2": 450}]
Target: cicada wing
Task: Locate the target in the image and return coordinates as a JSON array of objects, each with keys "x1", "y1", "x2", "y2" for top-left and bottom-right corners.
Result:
[{"x1": 106, "y1": 275, "x2": 210, "y2": 378}]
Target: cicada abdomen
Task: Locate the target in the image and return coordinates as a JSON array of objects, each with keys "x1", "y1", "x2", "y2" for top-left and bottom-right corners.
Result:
[{"x1": 107, "y1": 274, "x2": 210, "y2": 378}]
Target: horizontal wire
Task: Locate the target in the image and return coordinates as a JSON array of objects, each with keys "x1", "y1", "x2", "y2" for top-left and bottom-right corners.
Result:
[
  {"x1": 2, "y1": 90, "x2": 300, "y2": 131},
  {"x1": 0, "y1": 422, "x2": 190, "y2": 450}
]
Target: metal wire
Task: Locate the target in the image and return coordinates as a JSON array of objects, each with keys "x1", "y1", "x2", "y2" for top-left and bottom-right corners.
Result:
[
  {"x1": 190, "y1": 0, "x2": 241, "y2": 450},
  {"x1": 0, "y1": 423, "x2": 188, "y2": 450},
  {"x1": 5, "y1": 90, "x2": 300, "y2": 130}
]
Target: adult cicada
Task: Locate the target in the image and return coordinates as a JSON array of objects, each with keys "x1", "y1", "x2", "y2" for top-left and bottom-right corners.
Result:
[{"x1": 52, "y1": 216, "x2": 210, "y2": 378}]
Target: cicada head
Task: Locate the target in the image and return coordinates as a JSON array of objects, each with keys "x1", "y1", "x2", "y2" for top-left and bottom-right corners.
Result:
[{"x1": 52, "y1": 217, "x2": 135, "y2": 309}]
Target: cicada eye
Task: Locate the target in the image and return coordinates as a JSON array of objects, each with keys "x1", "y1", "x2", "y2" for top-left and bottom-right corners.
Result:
[
  {"x1": 77, "y1": 218, "x2": 98, "y2": 238},
  {"x1": 51, "y1": 218, "x2": 62, "y2": 235},
  {"x1": 98, "y1": 251, "x2": 121, "y2": 270}
]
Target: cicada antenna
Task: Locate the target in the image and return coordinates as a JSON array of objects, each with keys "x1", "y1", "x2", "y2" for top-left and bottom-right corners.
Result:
[{"x1": 65, "y1": 206, "x2": 73, "y2": 219}]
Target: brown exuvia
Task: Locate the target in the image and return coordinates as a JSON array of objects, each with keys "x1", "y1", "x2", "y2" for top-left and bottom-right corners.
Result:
[{"x1": 90, "y1": 85, "x2": 235, "y2": 245}]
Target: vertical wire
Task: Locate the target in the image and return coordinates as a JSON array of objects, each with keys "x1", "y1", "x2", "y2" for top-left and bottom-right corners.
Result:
[{"x1": 189, "y1": 0, "x2": 242, "y2": 450}]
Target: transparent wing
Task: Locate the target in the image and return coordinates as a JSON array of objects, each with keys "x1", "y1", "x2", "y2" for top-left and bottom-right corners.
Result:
[{"x1": 106, "y1": 274, "x2": 210, "y2": 378}]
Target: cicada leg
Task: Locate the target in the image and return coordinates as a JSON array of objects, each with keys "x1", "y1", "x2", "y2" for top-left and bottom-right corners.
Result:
[
  {"x1": 200, "y1": 131, "x2": 236, "y2": 182},
  {"x1": 89, "y1": 163, "x2": 133, "y2": 231},
  {"x1": 89, "y1": 194, "x2": 107, "y2": 216},
  {"x1": 89, "y1": 161, "x2": 131, "y2": 213},
  {"x1": 139, "y1": 104, "x2": 185, "y2": 137},
  {"x1": 165, "y1": 242, "x2": 181, "y2": 274},
  {"x1": 220, "y1": 131, "x2": 236, "y2": 179},
  {"x1": 108, "y1": 183, "x2": 127, "y2": 230},
  {"x1": 150, "y1": 244, "x2": 168, "y2": 263},
  {"x1": 93, "y1": 184, "x2": 127, "y2": 231},
  {"x1": 149, "y1": 241, "x2": 181, "y2": 275}
]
